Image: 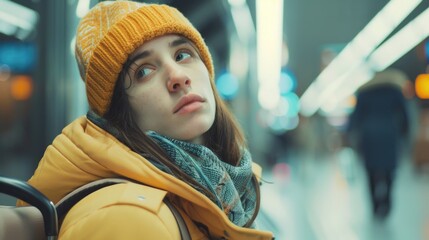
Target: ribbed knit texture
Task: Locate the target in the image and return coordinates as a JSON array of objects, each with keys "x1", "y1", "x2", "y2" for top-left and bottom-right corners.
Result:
[{"x1": 75, "y1": 1, "x2": 214, "y2": 116}]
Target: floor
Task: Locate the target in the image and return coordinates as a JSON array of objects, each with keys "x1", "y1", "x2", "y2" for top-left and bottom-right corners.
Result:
[{"x1": 258, "y1": 147, "x2": 429, "y2": 240}]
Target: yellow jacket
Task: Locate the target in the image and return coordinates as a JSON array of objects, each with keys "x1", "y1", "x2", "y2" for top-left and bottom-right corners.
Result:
[{"x1": 18, "y1": 117, "x2": 274, "y2": 240}]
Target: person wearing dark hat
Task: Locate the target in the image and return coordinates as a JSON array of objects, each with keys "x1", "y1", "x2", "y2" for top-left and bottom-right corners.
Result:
[{"x1": 17, "y1": 1, "x2": 273, "y2": 239}]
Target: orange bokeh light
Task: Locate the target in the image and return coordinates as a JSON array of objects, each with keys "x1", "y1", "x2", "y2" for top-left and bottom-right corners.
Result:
[
  {"x1": 415, "y1": 74, "x2": 429, "y2": 99},
  {"x1": 10, "y1": 75, "x2": 33, "y2": 101}
]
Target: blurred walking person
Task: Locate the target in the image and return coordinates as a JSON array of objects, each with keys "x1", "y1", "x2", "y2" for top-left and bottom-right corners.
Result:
[{"x1": 347, "y1": 69, "x2": 409, "y2": 219}]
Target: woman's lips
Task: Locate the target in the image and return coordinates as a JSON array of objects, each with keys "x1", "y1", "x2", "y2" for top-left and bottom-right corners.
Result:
[{"x1": 173, "y1": 94, "x2": 205, "y2": 114}]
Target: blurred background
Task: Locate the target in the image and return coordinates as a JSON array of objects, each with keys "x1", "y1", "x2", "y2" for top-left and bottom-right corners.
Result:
[{"x1": 1, "y1": 0, "x2": 429, "y2": 239}]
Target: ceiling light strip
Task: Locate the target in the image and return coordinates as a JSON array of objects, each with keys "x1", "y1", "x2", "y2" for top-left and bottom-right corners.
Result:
[{"x1": 299, "y1": 0, "x2": 422, "y2": 116}]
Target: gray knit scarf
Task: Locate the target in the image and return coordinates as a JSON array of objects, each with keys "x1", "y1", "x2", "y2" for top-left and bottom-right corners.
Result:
[{"x1": 146, "y1": 131, "x2": 257, "y2": 227}]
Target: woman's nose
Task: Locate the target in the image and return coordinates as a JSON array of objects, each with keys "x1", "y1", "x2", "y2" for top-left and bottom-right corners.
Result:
[{"x1": 166, "y1": 65, "x2": 191, "y2": 92}]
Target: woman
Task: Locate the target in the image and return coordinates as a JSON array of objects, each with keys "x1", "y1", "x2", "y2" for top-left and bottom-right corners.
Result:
[{"x1": 17, "y1": 1, "x2": 274, "y2": 239}]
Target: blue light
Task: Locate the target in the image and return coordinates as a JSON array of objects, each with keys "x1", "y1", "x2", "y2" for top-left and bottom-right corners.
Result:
[
  {"x1": 268, "y1": 115, "x2": 300, "y2": 134},
  {"x1": 279, "y1": 69, "x2": 297, "y2": 94},
  {"x1": 216, "y1": 72, "x2": 239, "y2": 100},
  {"x1": 282, "y1": 92, "x2": 300, "y2": 117},
  {"x1": 425, "y1": 39, "x2": 429, "y2": 64},
  {"x1": 0, "y1": 42, "x2": 37, "y2": 73}
]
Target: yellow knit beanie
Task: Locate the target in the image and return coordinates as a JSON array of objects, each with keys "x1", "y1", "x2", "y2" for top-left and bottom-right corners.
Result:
[{"x1": 75, "y1": 1, "x2": 214, "y2": 116}]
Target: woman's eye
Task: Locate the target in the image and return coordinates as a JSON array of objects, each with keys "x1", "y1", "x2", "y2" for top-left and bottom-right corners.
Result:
[
  {"x1": 136, "y1": 67, "x2": 154, "y2": 80},
  {"x1": 176, "y1": 52, "x2": 191, "y2": 62}
]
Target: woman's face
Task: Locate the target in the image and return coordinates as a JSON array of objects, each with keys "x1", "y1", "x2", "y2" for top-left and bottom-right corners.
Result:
[{"x1": 124, "y1": 34, "x2": 216, "y2": 144}]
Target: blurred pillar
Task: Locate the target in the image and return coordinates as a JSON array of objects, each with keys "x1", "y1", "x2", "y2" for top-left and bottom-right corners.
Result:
[{"x1": 32, "y1": 0, "x2": 83, "y2": 159}]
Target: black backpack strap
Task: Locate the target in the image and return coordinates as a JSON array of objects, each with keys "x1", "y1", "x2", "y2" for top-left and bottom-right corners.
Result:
[
  {"x1": 164, "y1": 197, "x2": 191, "y2": 240},
  {"x1": 55, "y1": 178, "x2": 190, "y2": 240}
]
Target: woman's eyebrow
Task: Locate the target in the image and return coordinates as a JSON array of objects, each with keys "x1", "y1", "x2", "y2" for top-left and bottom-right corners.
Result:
[
  {"x1": 128, "y1": 50, "x2": 153, "y2": 65},
  {"x1": 169, "y1": 37, "x2": 192, "y2": 48}
]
